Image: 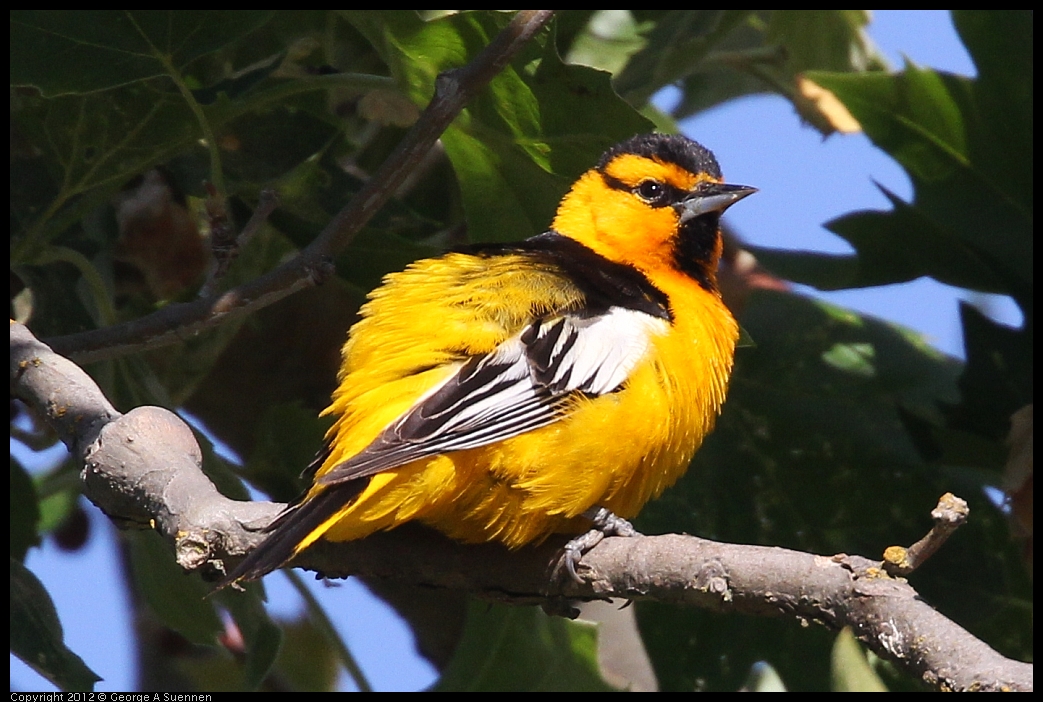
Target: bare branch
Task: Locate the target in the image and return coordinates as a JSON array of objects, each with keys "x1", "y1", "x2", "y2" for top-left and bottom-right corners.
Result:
[
  {"x1": 10, "y1": 322, "x2": 1032, "y2": 692},
  {"x1": 197, "y1": 187, "x2": 279, "y2": 299},
  {"x1": 11, "y1": 321, "x2": 280, "y2": 571},
  {"x1": 882, "y1": 492, "x2": 970, "y2": 577},
  {"x1": 10, "y1": 321, "x2": 118, "y2": 456},
  {"x1": 44, "y1": 10, "x2": 557, "y2": 364},
  {"x1": 296, "y1": 530, "x2": 1031, "y2": 692}
]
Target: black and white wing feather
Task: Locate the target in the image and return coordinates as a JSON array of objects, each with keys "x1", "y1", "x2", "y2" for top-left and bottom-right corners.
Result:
[{"x1": 318, "y1": 307, "x2": 667, "y2": 486}]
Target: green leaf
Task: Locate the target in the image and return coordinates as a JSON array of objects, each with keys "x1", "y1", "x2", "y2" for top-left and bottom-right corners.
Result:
[
  {"x1": 810, "y1": 187, "x2": 1010, "y2": 292},
  {"x1": 741, "y1": 248, "x2": 859, "y2": 291},
  {"x1": 808, "y1": 32, "x2": 1031, "y2": 305},
  {"x1": 613, "y1": 11, "x2": 887, "y2": 120},
  {"x1": 765, "y1": 11, "x2": 878, "y2": 74},
  {"x1": 177, "y1": 610, "x2": 337, "y2": 692},
  {"x1": 10, "y1": 558, "x2": 101, "y2": 691},
  {"x1": 641, "y1": 601, "x2": 835, "y2": 691},
  {"x1": 336, "y1": 228, "x2": 442, "y2": 292},
  {"x1": 11, "y1": 11, "x2": 274, "y2": 96},
  {"x1": 435, "y1": 601, "x2": 618, "y2": 691},
  {"x1": 814, "y1": 66, "x2": 970, "y2": 182},
  {"x1": 831, "y1": 628, "x2": 887, "y2": 691},
  {"x1": 245, "y1": 402, "x2": 334, "y2": 502},
  {"x1": 36, "y1": 487, "x2": 80, "y2": 537},
  {"x1": 742, "y1": 661, "x2": 788, "y2": 691},
  {"x1": 441, "y1": 127, "x2": 563, "y2": 242},
  {"x1": 615, "y1": 11, "x2": 754, "y2": 106},
  {"x1": 951, "y1": 11, "x2": 1032, "y2": 210},
  {"x1": 821, "y1": 341, "x2": 877, "y2": 379},
  {"x1": 196, "y1": 427, "x2": 252, "y2": 501},
  {"x1": 563, "y1": 10, "x2": 650, "y2": 76},
  {"x1": 10, "y1": 459, "x2": 42, "y2": 561},
  {"x1": 127, "y1": 530, "x2": 224, "y2": 646},
  {"x1": 211, "y1": 581, "x2": 284, "y2": 690},
  {"x1": 380, "y1": 11, "x2": 651, "y2": 243},
  {"x1": 274, "y1": 616, "x2": 341, "y2": 691},
  {"x1": 762, "y1": 15, "x2": 1032, "y2": 545},
  {"x1": 947, "y1": 303, "x2": 1033, "y2": 441},
  {"x1": 10, "y1": 263, "x2": 99, "y2": 339},
  {"x1": 216, "y1": 98, "x2": 343, "y2": 186},
  {"x1": 11, "y1": 86, "x2": 200, "y2": 256}
]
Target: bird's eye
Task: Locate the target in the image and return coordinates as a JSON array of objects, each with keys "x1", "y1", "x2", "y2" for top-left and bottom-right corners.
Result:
[{"x1": 635, "y1": 180, "x2": 666, "y2": 205}]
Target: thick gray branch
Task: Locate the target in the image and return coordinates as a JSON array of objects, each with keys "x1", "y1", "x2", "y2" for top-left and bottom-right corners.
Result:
[
  {"x1": 10, "y1": 322, "x2": 1032, "y2": 691},
  {"x1": 11, "y1": 322, "x2": 280, "y2": 571}
]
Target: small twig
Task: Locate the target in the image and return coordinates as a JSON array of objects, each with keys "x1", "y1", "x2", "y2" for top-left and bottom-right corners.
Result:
[
  {"x1": 882, "y1": 493, "x2": 970, "y2": 577},
  {"x1": 197, "y1": 183, "x2": 233, "y2": 298},
  {"x1": 236, "y1": 189, "x2": 280, "y2": 251},
  {"x1": 198, "y1": 189, "x2": 280, "y2": 298}
]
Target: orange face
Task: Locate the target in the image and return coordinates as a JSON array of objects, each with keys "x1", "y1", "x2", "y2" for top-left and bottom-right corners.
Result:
[{"x1": 552, "y1": 154, "x2": 724, "y2": 280}]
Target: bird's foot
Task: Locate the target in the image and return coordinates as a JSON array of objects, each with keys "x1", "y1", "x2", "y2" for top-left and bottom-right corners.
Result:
[{"x1": 555, "y1": 506, "x2": 641, "y2": 584}]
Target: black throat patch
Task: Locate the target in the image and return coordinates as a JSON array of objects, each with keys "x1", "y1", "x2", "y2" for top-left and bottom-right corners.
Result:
[{"x1": 673, "y1": 212, "x2": 723, "y2": 294}]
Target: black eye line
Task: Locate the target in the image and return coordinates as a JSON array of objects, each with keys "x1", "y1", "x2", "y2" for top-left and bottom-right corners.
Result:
[
  {"x1": 599, "y1": 172, "x2": 689, "y2": 209},
  {"x1": 633, "y1": 179, "x2": 686, "y2": 207}
]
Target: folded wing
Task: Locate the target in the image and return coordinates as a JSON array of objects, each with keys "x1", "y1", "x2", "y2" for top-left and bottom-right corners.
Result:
[{"x1": 318, "y1": 306, "x2": 667, "y2": 486}]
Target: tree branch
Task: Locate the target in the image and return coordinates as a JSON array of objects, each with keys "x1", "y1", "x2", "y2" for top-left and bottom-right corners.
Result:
[
  {"x1": 10, "y1": 321, "x2": 1032, "y2": 692},
  {"x1": 44, "y1": 10, "x2": 557, "y2": 364},
  {"x1": 882, "y1": 492, "x2": 970, "y2": 577}
]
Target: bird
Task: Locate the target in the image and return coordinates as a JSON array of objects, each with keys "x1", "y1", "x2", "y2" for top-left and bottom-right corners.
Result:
[{"x1": 218, "y1": 132, "x2": 755, "y2": 588}]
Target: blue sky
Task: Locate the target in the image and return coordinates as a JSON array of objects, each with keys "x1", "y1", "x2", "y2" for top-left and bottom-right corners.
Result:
[{"x1": 12, "y1": 10, "x2": 1013, "y2": 693}]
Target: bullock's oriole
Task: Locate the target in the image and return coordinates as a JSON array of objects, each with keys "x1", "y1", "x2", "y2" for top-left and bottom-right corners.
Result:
[{"x1": 219, "y1": 133, "x2": 755, "y2": 587}]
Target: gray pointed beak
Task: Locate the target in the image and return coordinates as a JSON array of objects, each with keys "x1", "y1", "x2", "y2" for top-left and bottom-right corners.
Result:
[{"x1": 678, "y1": 183, "x2": 757, "y2": 223}]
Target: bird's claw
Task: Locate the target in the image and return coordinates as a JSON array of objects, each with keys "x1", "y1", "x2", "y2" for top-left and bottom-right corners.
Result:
[{"x1": 553, "y1": 507, "x2": 642, "y2": 584}]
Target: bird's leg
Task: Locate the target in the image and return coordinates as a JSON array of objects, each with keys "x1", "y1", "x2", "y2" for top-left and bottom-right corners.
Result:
[
  {"x1": 558, "y1": 506, "x2": 642, "y2": 584},
  {"x1": 585, "y1": 506, "x2": 640, "y2": 538}
]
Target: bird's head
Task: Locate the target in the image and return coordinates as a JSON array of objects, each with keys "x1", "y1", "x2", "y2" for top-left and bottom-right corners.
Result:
[{"x1": 552, "y1": 133, "x2": 756, "y2": 291}]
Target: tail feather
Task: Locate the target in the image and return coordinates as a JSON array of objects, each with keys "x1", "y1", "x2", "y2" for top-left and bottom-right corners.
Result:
[{"x1": 215, "y1": 479, "x2": 369, "y2": 590}]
